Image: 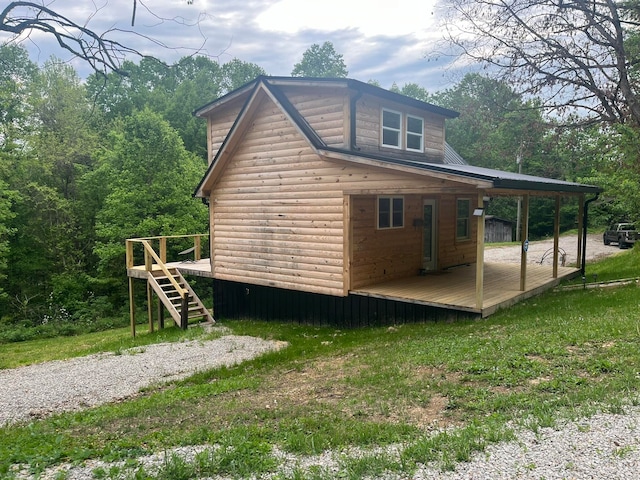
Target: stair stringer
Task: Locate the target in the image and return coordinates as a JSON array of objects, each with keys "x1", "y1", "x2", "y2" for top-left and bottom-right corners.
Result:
[
  {"x1": 147, "y1": 272, "x2": 183, "y2": 326},
  {"x1": 173, "y1": 269, "x2": 215, "y2": 324}
]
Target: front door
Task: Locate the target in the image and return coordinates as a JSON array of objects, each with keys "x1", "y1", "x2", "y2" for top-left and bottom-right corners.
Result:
[{"x1": 422, "y1": 199, "x2": 437, "y2": 271}]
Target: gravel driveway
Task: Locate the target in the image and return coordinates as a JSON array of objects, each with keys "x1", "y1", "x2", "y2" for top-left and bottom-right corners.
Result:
[
  {"x1": 1, "y1": 332, "x2": 287, "y2": 426},
  {"x1": 484, "y1": 233, "x2": 624, "y2": 265}
]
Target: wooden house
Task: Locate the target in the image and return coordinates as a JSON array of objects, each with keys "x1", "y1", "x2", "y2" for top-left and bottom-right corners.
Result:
[{"x1": 126, "y1": 76, "x2": 601, "y2": 330}]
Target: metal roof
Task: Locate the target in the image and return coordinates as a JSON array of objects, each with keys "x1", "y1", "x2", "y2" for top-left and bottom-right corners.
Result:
[
  {"x1": 194, "y1": 76, "x2": 460, "y2": 120},
  {"x1": 396, "y1": 160, "x2": 602, "y2": 194}
]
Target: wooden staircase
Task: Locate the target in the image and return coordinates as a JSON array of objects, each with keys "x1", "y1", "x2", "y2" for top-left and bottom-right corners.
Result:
[{"x1": 148, "y1": 268, "x2": 214, "y2": 329}]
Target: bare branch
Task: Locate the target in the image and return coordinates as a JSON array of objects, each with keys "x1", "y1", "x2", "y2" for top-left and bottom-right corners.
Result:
[
  {"x1": 0, "y1": 1, "x2": 214, "y2": 76},
  {"x1": 439, "y1": 0, "x2": 640, "y2": 126}
]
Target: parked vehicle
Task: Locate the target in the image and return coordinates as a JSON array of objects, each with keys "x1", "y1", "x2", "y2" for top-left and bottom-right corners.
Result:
[{"x1": 603, "y1": 223, "x2": 639, "y2": 248}]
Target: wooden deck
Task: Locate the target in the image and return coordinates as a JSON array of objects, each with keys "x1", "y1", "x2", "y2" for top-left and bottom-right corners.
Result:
[
  {"x1": 127, "y1": 259, "x2": 214, "y2": 280},
  {"x1": 127, "y1": 259, "x2": 578, "y2": 318},
  {"x1": 351, "y1": 262, "x2": 580, "y2": 317}
]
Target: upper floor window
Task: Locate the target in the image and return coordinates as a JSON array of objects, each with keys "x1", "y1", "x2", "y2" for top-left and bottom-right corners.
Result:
[
  {"x1": 381, "y1": 109, "x2": 424, "y2": 152},
  {"x1": 378, "y1": 196, "x2": 404, "y2": 229},
  {"x1": 406, "y1": 115, "x2": 424, "y2": 152},
  {"x1": 382, "y1": 109, "x2": 402, "y2": 149},
  {"x1": 456, "y1": 198, "x2": 471, "y2": 240}
]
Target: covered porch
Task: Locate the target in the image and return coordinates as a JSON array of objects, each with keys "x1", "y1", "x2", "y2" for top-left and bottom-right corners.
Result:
[{"x1": 351, "y1": 262, "x2": 579, "y2": 318}]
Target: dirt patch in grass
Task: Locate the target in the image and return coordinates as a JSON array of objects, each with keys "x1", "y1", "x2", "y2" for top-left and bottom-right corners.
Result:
[{"x1": 245, "y1": 354, "x2": 461, "y2": 430}]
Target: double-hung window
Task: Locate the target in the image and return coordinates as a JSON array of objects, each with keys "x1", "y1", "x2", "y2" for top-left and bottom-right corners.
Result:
[
  {"x1": 456, "y1": 198, "x2": 471, "y2": 240},
  {"x1": 381, "y1": 109, "x2": 424, "y2": 152},
  {"x1": 406, "y1": 115, "x2": 424, "y2": 152},
  {"x1": 378, "y1": 196, "x2": 404, "y2": 229},
  {"x1": 381, "y1": 109, "x2": 402, "y2": 149}
]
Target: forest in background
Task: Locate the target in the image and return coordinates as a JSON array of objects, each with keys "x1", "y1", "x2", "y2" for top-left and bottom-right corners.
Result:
[{"x1": 0, "y1": 41, "x2": 636, "y2": 339}]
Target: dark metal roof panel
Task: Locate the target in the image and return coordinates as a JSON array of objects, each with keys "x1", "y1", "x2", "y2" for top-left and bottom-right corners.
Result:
[
  {"x1": 194, "y1": 76, "x2": 460, "y2": 120},
  {"x1": 409, "y1": 162, "x2": 602, "y2": 193}
]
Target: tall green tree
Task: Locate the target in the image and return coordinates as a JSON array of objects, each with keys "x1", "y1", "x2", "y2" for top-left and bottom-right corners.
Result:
[
  {"x1": 0, "y1": 44, "x2": 35, "y2": 309},
  {"x1": 433, "y1": 74, "x2": 546, "y2": 172},
  {"x1": 2, "y1": 59, "x2": 102, "y2": 321},
  {"x1": 291, "y1": 42, "x2": 348, "y2": 78},
  {"x1": 86, "y1": 56, "x2": 265, "y2": 158},
  {"x1": 92, "y1": 109, "x2": 208, "y2": 289}
]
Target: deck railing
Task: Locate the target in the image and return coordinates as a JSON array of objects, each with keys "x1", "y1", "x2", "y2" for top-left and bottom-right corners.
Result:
[{"x1": 125, "y1": 234, "x2": 208, "y2": 270}]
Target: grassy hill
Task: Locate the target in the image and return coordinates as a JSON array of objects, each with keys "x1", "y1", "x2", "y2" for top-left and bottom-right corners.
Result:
[{"x1": 3, "y1": 248, "x2": 640, "y2": 479}]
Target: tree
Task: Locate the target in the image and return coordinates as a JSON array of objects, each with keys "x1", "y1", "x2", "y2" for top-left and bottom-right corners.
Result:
[
  {"x1": 441, "y1": 0, "x2": 640, "y2": 126},
  {"x1": 433, "y1": 74, "x2": 547, "y2": 172},
  {"x1": 86, "y1": 56, "x2": 265, "y2": 159},
  {"x1": 0, "y1": 44, "x2": 37, "y2": 151},
  {"x1": 1, "y1": 1, "x2": 203, "y2": 76},
  {"x1": 390, "y1": 83, "x2": 433, "y2": 103},
  {"x1": 291, "y1": 42, "x2": 348, "y2": 78},
  {"x1": 92, "y1": 109, "x2": 208, "y2": 283},
  {"x1": 0, "y1": 175, "x2": 16, "y2": 306}
]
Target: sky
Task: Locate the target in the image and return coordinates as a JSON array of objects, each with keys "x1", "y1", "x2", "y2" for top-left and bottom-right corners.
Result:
[{"x1": 2, "y1": 0, "x2": 470, "y2": 93}]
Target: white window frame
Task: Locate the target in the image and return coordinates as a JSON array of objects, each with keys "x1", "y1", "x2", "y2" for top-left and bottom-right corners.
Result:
[
  {"x1": 456, "y1": 198, "x2": 471, "y2": 241},
  {"x1": 381, "y1": 109, "x2": 402, "y2": 149},
  {"x1": 377, "y1": 195, "x2": 404, "y2": 229},
  {"x1": 406, "y1": 114, "x2": 424, "y2": 152}
]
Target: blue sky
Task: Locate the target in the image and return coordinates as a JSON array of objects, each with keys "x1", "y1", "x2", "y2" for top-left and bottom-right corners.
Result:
[{"x1": 2, "y1": 0, "x2": 469, "y2": 93}]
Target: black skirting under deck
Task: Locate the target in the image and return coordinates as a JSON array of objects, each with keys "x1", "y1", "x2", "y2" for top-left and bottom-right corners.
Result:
[{"x1": 213, "y1": 279, "x2": 477, "y2": 328}]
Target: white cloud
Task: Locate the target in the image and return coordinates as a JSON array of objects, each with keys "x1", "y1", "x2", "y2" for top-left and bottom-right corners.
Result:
[
  {"x1": 0, "y1": 0, "x2": 465, "y2": 91},
  {"x1": 256, "y1": 0, "x2": 438, "y2": 39}
]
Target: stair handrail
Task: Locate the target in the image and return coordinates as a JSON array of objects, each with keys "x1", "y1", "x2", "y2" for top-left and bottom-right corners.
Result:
[{"x1": 140, "y1": 240, "x2": 188, "y2": 297}]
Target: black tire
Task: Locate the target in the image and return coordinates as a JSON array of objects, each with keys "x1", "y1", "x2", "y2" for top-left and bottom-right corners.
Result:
[
  {"x1": 604, "y1": 234, "x2": 610, "y2": 245},
  {"x1": 619, "y1": 237, "x2": 626, "y2": 249}
]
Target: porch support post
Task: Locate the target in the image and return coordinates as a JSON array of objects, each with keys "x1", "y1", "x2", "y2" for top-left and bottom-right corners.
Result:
[
  {"x1": 520, "y1": 194, "x2": 530, "y2": 291},
  {"x1": 147, "y1": 281, "x2": 154, "y2": 333},
  {"x1": 553, "y1": 195, "x2": 560, "y2": 278},
  {"x1": 129, "y1": 277, "x2": 136, "y2": 337},
  {"x1": 126, "y1": 239, "x2": 136, "y2": 337},
  {"x1": 343, "y1": 194, "x2": 352, "y2": 296},
  {"x1": 475, "y1": 191, "x2": 485, "y2": 310},
  {"x1": 209, "y1": 194, "x2": 216, "y2": 276},
  {"x1": 576, "y1": 193, "x2": 585, "y2": 271}
]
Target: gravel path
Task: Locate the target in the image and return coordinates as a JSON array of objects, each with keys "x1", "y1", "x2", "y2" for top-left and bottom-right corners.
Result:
[
  {"x1": 0, "y1": 332, "x2": 287, "y2": 425},
  {"x1": 484, "y1": 233, "x2": 623, "y2": 265},
  {"x1": 13, "y1": 407, "x2": 640, "y2": 479}
]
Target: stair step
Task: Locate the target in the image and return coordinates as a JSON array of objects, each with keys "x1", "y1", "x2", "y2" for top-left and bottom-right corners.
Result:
[{"x1": 148, "y1": 267, "x2": 214, "y2": 329}]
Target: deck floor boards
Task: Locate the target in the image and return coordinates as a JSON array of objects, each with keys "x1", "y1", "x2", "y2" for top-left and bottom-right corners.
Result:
[{"x1": 351, "y1": 263, "x2": 578, "y2": 317}]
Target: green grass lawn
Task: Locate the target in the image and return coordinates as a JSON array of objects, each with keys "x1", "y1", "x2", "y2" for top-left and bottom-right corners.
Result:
[{"x1": 2, "y1": 248, "x2": 640, "y2": 479}]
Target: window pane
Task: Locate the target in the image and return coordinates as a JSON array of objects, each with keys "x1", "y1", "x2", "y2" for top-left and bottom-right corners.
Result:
[
  {"x1": 456, "y1": 219, "x2": 468, "y2": 238},
  {"x1": 382, "y1": 129, "x2": 400, "y2": 147},
  {"x1": 407, "y1": 133, "x2": 421, "y2": 150},
  {"x1": 457, "y1": 200, "x2": 470, "y2": 217},
  {"x1": 378, "y1": 197, "x2": 391, "y2": 228},
  {"x1": 392, "y1": 197, "x2": 404, "y2": 227},
  {"x1": 407, "y1": 116, "x2": 422, "y2": 133},
  {"x1": 456, "y1": 199, "x2": 470, "y2": 239},
  {"x1": 383, "y1": 110, "x2": 401, "y2": 129}
]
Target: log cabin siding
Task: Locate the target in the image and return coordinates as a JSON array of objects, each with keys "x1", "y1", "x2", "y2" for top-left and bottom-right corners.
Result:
[
  {"x1": 354, "y1": 94, "x2": 447, "y2": 163},
  {"x1": 350, "y1": 195, "x2": 423, "y2": 289},
  {"x1": 209, "y1": 94, "x2": 476, "y2": 296},
  {"x1": 282, "y1": 86, "x2": 347, "y2": 148},
  {"x1": 437, "y1": 195, "x2": 478, "y2": 268},
  {"x1": 207, "y1": 96, "x2": 246, "y2": 165}
]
